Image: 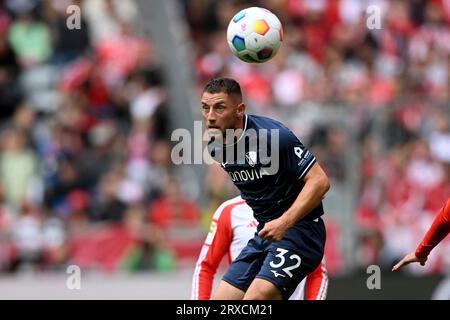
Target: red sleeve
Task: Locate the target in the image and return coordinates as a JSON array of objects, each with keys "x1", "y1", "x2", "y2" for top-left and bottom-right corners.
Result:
[
  {"x1": 415, "y1": 198, "x2": 450, "y2": 259},
  {"x1": 191, "y1": 205, "x2": 233, "y2": 300},
  {"x1": 305, "y1": 260, "x2": 328, "y2": 300}
]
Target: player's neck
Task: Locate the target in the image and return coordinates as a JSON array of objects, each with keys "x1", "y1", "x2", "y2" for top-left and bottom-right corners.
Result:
[
  {"x1": 236, "y1": 114, "x2": 245, "y2": 130},
  {"x1": 224, "y1": 114, "x2": 247, "y2": 145}
]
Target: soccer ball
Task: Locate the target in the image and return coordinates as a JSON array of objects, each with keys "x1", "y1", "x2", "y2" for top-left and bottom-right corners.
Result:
[{"x1": 227, "y1": 7, "x2": 283, "y2": 63}]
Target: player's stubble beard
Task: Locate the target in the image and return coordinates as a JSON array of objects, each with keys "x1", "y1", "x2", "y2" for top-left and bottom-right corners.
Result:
[
  {"x1": 207, "y1": 112, "x2": 242, "y2": 146},
  {"x1": 224, "y1": 115, "x2": 245, "y2": 146}
]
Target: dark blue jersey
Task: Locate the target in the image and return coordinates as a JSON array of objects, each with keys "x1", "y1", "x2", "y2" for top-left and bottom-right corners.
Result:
[{"x1": 208, "y1": 114, "x2": 324, "y2": 223}]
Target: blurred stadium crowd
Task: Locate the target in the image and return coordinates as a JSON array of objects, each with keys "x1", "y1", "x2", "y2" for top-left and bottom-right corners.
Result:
[
  {"x1": 0, "y1": 0, "x2": 181, "y2": 273},
  {"x1": 0, "y1": 0, "x2": 449, "y2": 277}
]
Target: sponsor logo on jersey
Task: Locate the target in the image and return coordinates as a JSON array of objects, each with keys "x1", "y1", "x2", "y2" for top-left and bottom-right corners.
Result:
[
  {"x1": 227, "y1": 168, "x2": 270, "y2": 182},
  {"x1": 246, "y1": 220, "x2": 258, "y2": 228},
  {"x1": 294, "y1": 146, "x2": 310, "y2": 166},
  {"x1": 205, "y1": 221, "x2": 217, "y2": 245}
]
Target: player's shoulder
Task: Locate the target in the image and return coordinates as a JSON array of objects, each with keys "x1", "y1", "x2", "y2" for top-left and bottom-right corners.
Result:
[
  {"x1": 248, "y1": 114, "x2": 296, "y2": 137},
  {"x1": 246, "y1": 114, "x2": 297, "y2": 145},
  {"x1": 247, "y1": 114, "x2": 290, "y2": 132},
  {"x1": 212, "y1": 196, "x2": 246, "y2": 220}
]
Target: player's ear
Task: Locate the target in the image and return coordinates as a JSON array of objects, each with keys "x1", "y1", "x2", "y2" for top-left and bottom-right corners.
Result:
[{"x1": 237, "y1": 102, "x2": 245, "y2": 116}]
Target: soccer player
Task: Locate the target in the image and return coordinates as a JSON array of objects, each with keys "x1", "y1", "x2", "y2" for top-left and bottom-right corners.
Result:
[
  {"x1": 392, "y1": 197, "x2": 450, "y2": 271},
  {"x1": 201, "y1": 78, "x2": 330, "y2": 300},
  {"x1": 191, "y1": 195, "x2": 329, "y2": 300}
]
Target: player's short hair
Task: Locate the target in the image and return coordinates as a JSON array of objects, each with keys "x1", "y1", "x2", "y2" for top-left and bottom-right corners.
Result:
[{"x1": 203, "y1": 78, "x2": 242, "y2": 100}]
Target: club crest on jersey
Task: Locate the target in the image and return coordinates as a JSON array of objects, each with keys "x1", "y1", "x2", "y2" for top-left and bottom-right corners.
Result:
[{"x1": 245, "y1": 151, "x2": 257, "y2": 167}]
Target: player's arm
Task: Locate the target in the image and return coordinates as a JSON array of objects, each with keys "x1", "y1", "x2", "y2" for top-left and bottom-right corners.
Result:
[
  {"x1": 281, "y1": 162, "x2": 329, "y2": 226},
  {"x1": 191, "y1": 209, "x2": 233, "y2": 299},
  {"x1": 259, "y1": 162, "x2": 329, "y2": 242},
  {"x1": 415, "y1": 198, "x2": 450, "y2": 259},
  {"x1": 392, "y1": 198, "x2": 450, "y2": 271}
]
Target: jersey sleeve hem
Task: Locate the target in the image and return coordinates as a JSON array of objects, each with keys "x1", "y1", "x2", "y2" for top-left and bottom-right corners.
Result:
[{"x1": 298, "y1": 157, "x2": 316, "y2": 180}]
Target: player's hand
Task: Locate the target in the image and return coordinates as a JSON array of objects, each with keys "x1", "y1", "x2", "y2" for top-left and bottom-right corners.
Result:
[
  {"x1": 258, "y1": 218, "x2": 289, "y2": 242},
  {"x1": 391, "y1": 252, "x2": 427, "y2": 271}
]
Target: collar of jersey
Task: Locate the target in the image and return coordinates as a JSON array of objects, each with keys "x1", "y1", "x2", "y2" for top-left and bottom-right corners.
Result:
[{"x1": 223, "y1": 114, "x2": 248, "y2": 147}]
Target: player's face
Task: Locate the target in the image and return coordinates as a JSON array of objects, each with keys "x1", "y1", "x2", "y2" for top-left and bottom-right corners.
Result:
[{"x1": 201, "y1": 91, "x2": 243, "y2": 136}]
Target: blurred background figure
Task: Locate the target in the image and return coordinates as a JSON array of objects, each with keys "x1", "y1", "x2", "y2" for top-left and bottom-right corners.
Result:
[{"x1": 148, "y1": 176, "x2": 203, "y2": 267}]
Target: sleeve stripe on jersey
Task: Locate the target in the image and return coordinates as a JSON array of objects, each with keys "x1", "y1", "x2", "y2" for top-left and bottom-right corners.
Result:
[
  {"x1": 191, "y1": 245, "x2": 210, "y2": 299},
  {"x1": 191, "y1": 197, "x2": 245, "y2": 300},
  {"x1": 317, "y1": 262, "x2": 328, "y2": 300},
  {"x1": 212, "y1": 196, "x2": 243, "y2": 220},
  {"x1": 298, "y1": 157, "x2": 316, "y2": 180}
]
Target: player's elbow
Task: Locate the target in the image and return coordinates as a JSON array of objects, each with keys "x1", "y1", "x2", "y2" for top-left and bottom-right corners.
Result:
[
  {"x1": 305, "y1": 165, "x2": 330, "y2": 196},
  {"x1": 317, "y1": 174, "x2": 330, "y2": 196}
]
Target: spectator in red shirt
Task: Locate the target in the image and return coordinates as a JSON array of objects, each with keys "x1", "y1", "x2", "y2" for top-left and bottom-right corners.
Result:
[{"x1": 148, "y1": 176, "x2": 200, "y2": 229}]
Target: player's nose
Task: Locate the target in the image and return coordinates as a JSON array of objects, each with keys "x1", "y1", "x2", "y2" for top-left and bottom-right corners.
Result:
[{"x1": 206, "y1": 109, "x2": 217, "y2": 122}]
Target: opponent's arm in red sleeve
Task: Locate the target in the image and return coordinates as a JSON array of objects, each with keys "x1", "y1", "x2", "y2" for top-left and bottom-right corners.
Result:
[
  {"x1": 305, "y1": 261, "x2": 328, "y2": 300},
  {"x1": 415, "y1": 198, "x2": 450, "y2": 259},
  {"x1": 191, "y1": 207, "x2": 232, "y2": 300},
  {"x1": 393, "y1": 198, "x2": 450, "y2": 271}
]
